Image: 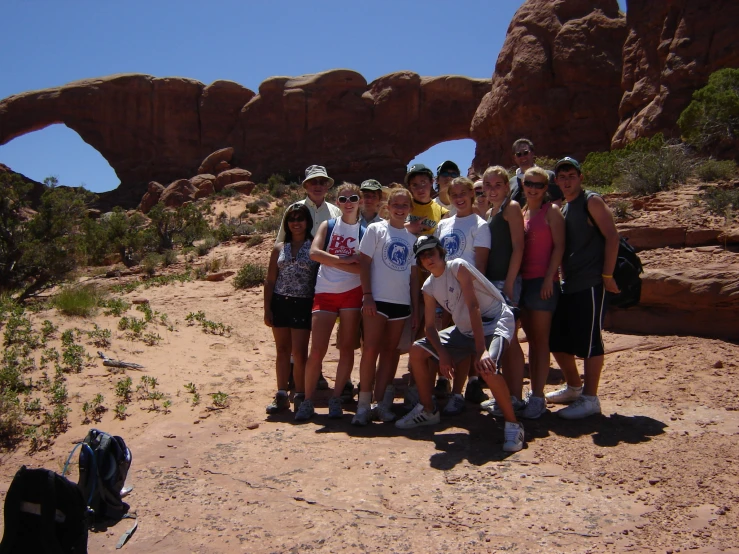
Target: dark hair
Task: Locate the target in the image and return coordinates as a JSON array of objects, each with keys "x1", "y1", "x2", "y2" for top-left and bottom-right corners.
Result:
[
  {"x1": 512, "y1": 138, "x2": 534, "y2": 152},
  {"x1": 282, "y1": 203, "x2": 313, "y2": 243},
  {"x1": 554, "y1": 163, "x2": 581, "y2": 177}
]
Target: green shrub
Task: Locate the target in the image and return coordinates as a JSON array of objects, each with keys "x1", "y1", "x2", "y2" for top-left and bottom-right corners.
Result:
[
  {"x1": 696, "y1": 159, "x2": 737, "y2": 182},
  {"x1": 216, "y1": 187, "x2": 238, "y2": 198},
  {"x1": 701, "y1": 187, "x2": 739, "y2": 217},
  {"x1": 141, "y1": 253, "x2": 161, "y2": 276},
  {"x1": 196, "y1": 236, "x2": 219, "y2": 257},
  {"x1": 678, "y1": 68, "x2": 739, "y2": 155},
  {"x1": 615, "y1": 143, "x2": 695, "y2": 196},
  {"x1": 246, "y1": 235, "x2": 264, "y2": 247},
  {"x1": 233, "y1": 263, "x2": 267, "y2": 289},
  {"x1": 534, "y1": 156, "x2": 557, "y2": 172},
  {"x1": 246, "y1": 202, "x2": 260, "y2": 214},
  {"x1": 103, "y1": 297, "x2": 131, "y2": 317},
  {"x1": 254, "y1": 214, "x2": 283, "y2": 234},
  {"x1": 147, "y1": 203, "x2": 209, "y2": 250},
  {"x1": 0, "y1": 391, "x2": 23, "y2": 441},
  {"x1": 161, "y1": 249, "x2": 178, "y2": 267},
  {"x1": 582, "y1": 134, "x2": 668, "y2": 192},
  {"x1": 52, "y1": 285, "x2": 104, "y2": 317},
  {"x1": 214, "y1": 224, "x2": 235, "y2": 242}
]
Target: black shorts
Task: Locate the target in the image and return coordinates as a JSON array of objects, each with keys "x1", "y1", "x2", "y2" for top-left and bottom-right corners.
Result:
[
  {"x1": 549, "y1": 284, "x2": 606, "y2": 358},
  {"x1": 271, "y1": 293, "x2": 313, "y2": 330},
  {"x1": 374, "y1": 301, "x2": 411, "y2": 321}
]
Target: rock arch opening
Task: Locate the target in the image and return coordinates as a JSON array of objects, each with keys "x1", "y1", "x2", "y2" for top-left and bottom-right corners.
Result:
[{"x1": 408, "y1": 138, "x2": 478, "y2": 183}]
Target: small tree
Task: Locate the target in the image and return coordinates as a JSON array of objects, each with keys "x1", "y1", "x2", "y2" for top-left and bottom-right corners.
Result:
[
  {"x1": 678, "y1": 68, "x2": 739, "y2": 156},
  {"x1": 147, "y1": 203, "x2": 208, "y2": 251}
]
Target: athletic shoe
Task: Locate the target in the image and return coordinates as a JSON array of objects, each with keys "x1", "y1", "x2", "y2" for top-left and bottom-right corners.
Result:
[
  {"x1": 266, "y1": 392, "x2": 290, "y2": 414},
  {"x1": 464, "y1": 379, "x2": 489, "y2": 404},
  {"x1": 503, "y1": 421, "x2": 525, "y2": 452},
  {"x1": 328, "y1": 397, "x2": 343, "y2": 419},
  {"x1": 434, "y1": 377, "x2": 451, "y2": 399},
  {"x1": 482, "y1": 396, "x2": 526, "y2": 417},
  {"x1": 351, "y1": 406, "x2": 373, "y2": 426},
  {"x1": 340, "y1": 381, "x2": 355, "y2": 403},
  {"x1": 403, "y1": 385, "x2": 420, "y2": 410},
  {"x1": 317, "y1": 373, "x2": 329, "y2": 390},
  {"x1": 374, "y1": 402, "x2": 396, "y2": 423},
  {"x1": 293, "y1": 393, "x2": 305, "y2": 413},
  {"x1": 294, "y1": 398, "x2": 314, "y2": 421},
  {"x1": 442, "y1": 393, "x2": 466, "y2": 416},
  {"x1": 395, "y1": 403, "x2": 440, "y2": 430},
  {"x1": 557, "y1": 395, "x2": 601, "y2": 419},
  {"x1": 520, "y1": 395, "x2": 547, "y2": 419},
  {"x1": 545, "y1": 384, "x2": 583, "y2": 404}
]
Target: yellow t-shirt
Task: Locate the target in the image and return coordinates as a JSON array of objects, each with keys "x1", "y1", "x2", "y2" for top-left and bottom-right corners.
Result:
[{"x1": 409, "y1": 200, "x2": 448, "y2": 236}]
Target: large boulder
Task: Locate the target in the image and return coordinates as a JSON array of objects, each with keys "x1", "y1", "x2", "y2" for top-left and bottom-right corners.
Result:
[
  {"x1": 197, "y1": 148, "x2": 234, "y2": 175},
  {"x1": 160, "y1": 178, "x2": 197, "y2": 208},
  {"x1": 471, "y1": 0, "x2": 626, "y2": 169},
  {"x1": 215, "y1": 168, "x2": 252, "y2": 192},
  {"x1": 139, "y1": 181, "x2": 164, "y2": 214},
  {"x1": 223, "y1": 181, "x2": 255, "y2": 195},
  {"x1": 612, "y1": 0, "x2": 739, "y2": 149}
]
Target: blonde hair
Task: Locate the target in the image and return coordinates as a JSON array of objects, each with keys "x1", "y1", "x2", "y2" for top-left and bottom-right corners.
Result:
[
  {"x1": 524, "y1": 167, "x2": 549, "y2": 182},
  {"x1": 336, "y1": 182, "x2": 360, "y2": 197},
  {"x1": 482, "y1": 166, "x2": 511, "y2": 191},
  {"x1": 450, "y1": 176, "x2": 474, "y2": 192},
  {"x1": 386, "y1": 185, "x2": 413, "y2": 204}
]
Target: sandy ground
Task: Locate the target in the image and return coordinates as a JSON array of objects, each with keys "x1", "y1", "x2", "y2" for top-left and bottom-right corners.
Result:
[{"x1": 1, "y1": 193, "x2": 739, "y2": 553}]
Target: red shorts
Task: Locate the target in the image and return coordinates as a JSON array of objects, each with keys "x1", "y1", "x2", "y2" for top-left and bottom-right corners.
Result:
[{"x1": 312, "y1": 286, "x2": 363, "y2": 314}]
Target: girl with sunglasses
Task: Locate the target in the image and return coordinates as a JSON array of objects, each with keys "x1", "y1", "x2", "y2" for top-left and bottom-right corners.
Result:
[
  {"x1": 518, "y1": 167, "x2": 565, "y2": 419},
  {"x1": 297, "y1": 183, "x2": 365, "y2": 421},
  {"x1": 353, "y1": 187, "x2": 419, "y2": 425},
  {"x1": 264, "y1": 204, "x2": 318, "y2": 414}
]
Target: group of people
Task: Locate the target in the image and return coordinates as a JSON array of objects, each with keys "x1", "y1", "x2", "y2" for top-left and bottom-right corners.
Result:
[{"x1": 263, "y1": 138, "x2": 620, "y2": 453}]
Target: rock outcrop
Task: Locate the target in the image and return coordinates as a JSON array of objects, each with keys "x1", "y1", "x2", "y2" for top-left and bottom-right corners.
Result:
[
  {"x1": 612, "y1": 0, "x2": 739, "y2": 149},
  {"x1": 471, "y1": 0, "x2": 626, "y2": 169},
  {"x1": 139, "y1": 181, "x2": 164, "y2": 214}
]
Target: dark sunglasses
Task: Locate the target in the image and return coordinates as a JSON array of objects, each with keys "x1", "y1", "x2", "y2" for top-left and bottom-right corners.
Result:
[
  {"x1": 337, "y1": 194, "x2": 360, "y2": 204},
  {"x1": 439, "y1": 172, "x2": 460, "y2": 178},
  {"x1": 515, "y1": 150, "x2": 531, "y2": 157},
  {"x1": 523, "y1": 180, "x2": 547, "y2": 190},
  {"x1": 287, "y1": 215, "x2": 306, "y2": 222},
  {"x1": 474, "y1": 189, "x2": 485, "y2": 197}
]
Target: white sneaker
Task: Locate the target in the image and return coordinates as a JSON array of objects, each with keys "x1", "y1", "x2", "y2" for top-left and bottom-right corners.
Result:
[
  {"x1": 557, "y1": 395, "x2": 601, "y2": 419},
  {"x1": 442, "y1": 393, "x2": 465, "y2": 416},
  {"x1": 520, "y1": 395, "x2": 547, "y2": 419},
  {"x1": 503, "y1": 421, "x2": 525, "y2": 452},
  {"x1": 482, "y1": 395, "x2": 526, "y2": 417},
  {"x1": 352, "y1": 406, "x2": 373, "y2": 426},
  {"x1": 545, "y1": 384, "x2": 583, "y2": 404},
  {"x1": 374, "y1": 402, "x2": 396, "y2": 423},
  {"x1": 395, "y1": 403, "x2": 440, "y2": 429}
]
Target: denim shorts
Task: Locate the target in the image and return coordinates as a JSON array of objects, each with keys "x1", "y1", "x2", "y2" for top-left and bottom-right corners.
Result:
[
  {"x1": 490, "y1": 275, "x2": 522, "y2": 306},
  {"x1": 521, "y1": 277, "x2": 560, "y2": 312}
]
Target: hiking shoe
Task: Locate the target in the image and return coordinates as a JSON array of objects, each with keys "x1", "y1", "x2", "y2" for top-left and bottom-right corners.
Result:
[
  {"x1": 294, "y1": 398, "x2": 314, "y2": 421},
  {"x1": 266, "y1": 392, "x2": 290, "y2": 414},
  {"x1": 395, "y1": 403, "x2": 440, "y2": 430},
  {"x1": 545, "y1": 384, "x2": 583, "y2": 404},
  {"x1": 328, "y1": 397, "x2": 343, "y2": 419},
  {"x1": 442, "y1": 393, "x2": 465, "y2": 416},
  {"x1": 293, "y1": 393, "x2": 305, "y2": 413},
  {"x1": 434, "y1": 378, "x2": 451, "y2": 399},
  {"x1": 351, "y1": 406, "x2": 373, "y2": 426},
  {"x1": 340, "y1": 381, "x2": 355, "y2": 403},
  {"x1": 482, "y1": 395, "x2": 526, "y2": 417},
  {"x1": 503, "y1": 421, "x2": 525, "y2": 452},
  {"x1": 317, "y1": 373, "x2": 329, "y2": 390},
  {"x1": 520, "y1": 395, "x2": 547, "y2": 419},
  {"x1": 557, "y1": 395, "x2": 601, "y2": 420},
  {"x1": 403, "y1": 385, "x2": 420, "y2": 410},
  {"x1": 374, "y1": 402, "x2": 396, "y2": 423},
  {"x1": 464, "y1": 379, "x2": 489, "y2": 404}
]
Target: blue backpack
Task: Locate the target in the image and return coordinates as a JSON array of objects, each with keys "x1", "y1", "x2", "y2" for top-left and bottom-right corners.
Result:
[{"x1": 323, "y1": 218, "x2": 368, "y2": 250}]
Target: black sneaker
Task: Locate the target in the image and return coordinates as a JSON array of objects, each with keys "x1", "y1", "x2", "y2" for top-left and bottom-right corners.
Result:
[
  {"x1": 464, "y1": 379, "x2": 489, "y2": 404},
  {"x1": 434, "y1": 378, "x2": 451, "y2": 400},
  {"x1": 266, "y1": 392, "x2": 290, "y2": 414},
  {"x1": 340, "y1": 381, "x2": 355, "y2": 403}
]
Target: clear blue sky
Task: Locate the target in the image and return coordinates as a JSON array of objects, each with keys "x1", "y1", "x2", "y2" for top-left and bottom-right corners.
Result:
[{"x1": 0, "y1": 0, "x2": 624, "y2": 193}]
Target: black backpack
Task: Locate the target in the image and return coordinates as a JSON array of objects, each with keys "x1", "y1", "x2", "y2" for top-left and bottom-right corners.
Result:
[
  {"x1": 0, "y1": 466, "x2": 88, "y2": 554},
  {"x1": 72, "y1": 429, "x2": 132, "y2": 524},
  {"x1": 585, "y1": 192, "x2": 644, "y2": 309}
]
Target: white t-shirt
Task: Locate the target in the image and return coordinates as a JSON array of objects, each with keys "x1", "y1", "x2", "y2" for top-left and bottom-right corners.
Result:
[
  {"x1": 422, "y1": 259, "x2": 514, "y2": 341},
  {"x1": 315, "y1": 218, "x2": 362, "y2": 294},
  {"x1": 358, "y1": 221, "x2": 416, "y2": 305},
  {"x1": 436, "y1": 213, "x2": 490, "y2": 266},
  {"x1": 434, "y1": 196, "x2": 456, "y2": 217}
]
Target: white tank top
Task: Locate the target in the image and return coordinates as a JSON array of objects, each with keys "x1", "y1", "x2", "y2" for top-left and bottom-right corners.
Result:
[{"x1": 315, "y1": 218, "x2": 362, "y2": 294}]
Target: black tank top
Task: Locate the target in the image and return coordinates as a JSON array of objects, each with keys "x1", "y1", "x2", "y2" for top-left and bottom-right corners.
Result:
[
  {"x1": 561, "y1": 190, "x2": 605, "y2": 293},
  {"x1": 486, "y1": 197, "x2": 513, "y2": 281}
]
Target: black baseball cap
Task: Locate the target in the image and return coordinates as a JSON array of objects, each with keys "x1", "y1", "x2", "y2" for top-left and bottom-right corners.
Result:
[
  {"x1": 405, "y1": 163, "x2": 434, "y2": 185},
  {"x1": 413, "y1": 235, "x2": 441, "y2": 259},
  {"x1": 436, "y1": 160, "x2": 460, "y2": 176}
]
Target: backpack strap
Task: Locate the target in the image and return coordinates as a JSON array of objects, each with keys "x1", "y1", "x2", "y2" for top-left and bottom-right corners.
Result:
[
  {"x1": 323, "y1": 218, "x2": 337, "y2": 250},
  {"x1": 358, "y1": 221, "x2": 367, "y2": 244},
  {"x1": 64, "y1": 441, "x2": 97, "y2": 506},
  {"x1": 583, "y1": 190, "x2": 600, "y2": 229}
]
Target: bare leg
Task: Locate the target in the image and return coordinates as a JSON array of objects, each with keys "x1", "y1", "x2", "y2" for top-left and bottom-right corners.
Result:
[
  {"x1": 272, "y1": 327, "x2": 292, "y2": 391},
  {"x1": 291, "y1": 328, "x2": 311, "y2": 395},
  {"x1": 583, "y1": 355, "x2": 604, "y2": 396},
  {"x1": 359, "y1": 311, "x2": 387, "y2": 397},
  {"x1": 332, "y1": 309, "x2": 361, "y2": 398},
  {"x1": 409, "y1": 345, "x2": 436, "y2": 413},
  {"x1": 374, "y1": 318, "x2": 410, "y2": 400},
  {"x1": 304, "y1": 312, "x2": 338, "y2": 401},
  {"x1": 452, "y1": 357, "x2": 470, "y2": 395},
  {"x1": 478, "y1": 372, "x2": 518, "y2": 423},
  {"x1": 521, "y1": 309, "x2": 553, "y2": 398},
  {"x1": 552, "y1": 351, "x2": 582, "y2": 389}
]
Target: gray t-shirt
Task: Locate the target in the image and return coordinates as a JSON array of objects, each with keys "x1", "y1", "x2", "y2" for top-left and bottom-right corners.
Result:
[{"x1": 422, "y1": 259, "x2": 514, "y2": 341}]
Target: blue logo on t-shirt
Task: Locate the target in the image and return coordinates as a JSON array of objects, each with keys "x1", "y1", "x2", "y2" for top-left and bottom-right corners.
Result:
[
  {"x1": 382, "y1": 239, "x2": 410, "y2": 271},
  {"x1": 440, "y1": 230, "x2": 466, "y2": 260}
]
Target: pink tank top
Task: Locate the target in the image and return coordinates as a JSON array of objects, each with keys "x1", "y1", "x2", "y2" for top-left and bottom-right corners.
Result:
[{"x1": 522, "y1": 203, "x2": 555, "y2": 280}]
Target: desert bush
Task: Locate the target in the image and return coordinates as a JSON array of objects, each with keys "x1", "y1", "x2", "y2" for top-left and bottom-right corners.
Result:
[
  {"x1": 678, "y1": 68, "x2": 739, "y2": 156},
  {"x1": 696, "y1": 159, "x2": 737, "y2": 182},
  {"x1": 254, "y1": 214, "x2": 283, "y2": 234},
  {"x1": 534, "y1": 156, "x2": 557, "y2": 172},
  {"x1": 216, "y1": 187, "x2": 238, "y2": 198},
  {"x1": 195, "y1": 235, "x2": 219, "y2": 256},
  {"x1": 52, "y1": 284, "x2": 105, "y2": 317},
  {"x1": 610, "y1": 199, "x2": 633, "y2": 221},
  {"x1": 233, "y1": 263, "x2": 267, "y2": 289},
  {"x1": 0, "y1": 391, "x2": 23, "y2": 441},
  {"x1": 147, "y1": 203, "x2": 209, "y2": 250},
  {"x1": 141, "y1": 253, "x2": 161, "y2": 276},
  {"x1": 102, "y1": 297, "x2": 130, "y2": 317},
  {"x1": 701, "y1": 187, "x2": 739, "y2": 217},
  {"x1": 161, "y1": 248, "x2": 178, "y2": 267},
  {"x1": 247, "y1": 235, "x2": 264, "y2": 247},
  {"x1": 582, "y1": 134, "x2": 667, "y2": 191},
  {"x1": 214, "y1": 223, "x2": 235, "y2": 242},
  {"x1": 615, "y1": 143, "x2": 695, "y2": 196},
  {"x1": 245, "y1": 202, "x2": 260, "y2": 214}
]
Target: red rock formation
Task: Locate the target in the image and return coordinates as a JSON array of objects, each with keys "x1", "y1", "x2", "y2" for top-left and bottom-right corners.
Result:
[
  {"x1": 471, "y1": 0, "x2": 626, "y2": 169},
  {"x1": 612, "y1": 0, "x2": 739, "y2": 149},
  {"x1": 138, "y1": 181, "x2": 164, "y2": 214},
  {"x1": 215, "y1": 168, "x2": 252, "y2": 192},
  {"x1": 223, "y1": 181, "x2": 255, "y2": 195},
  {"x1": 197, "y1": 148, "x2": 234, "y2": 175},
  {"x1": 160, "y1": 179, "x2": 197, "y2": 208}
]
